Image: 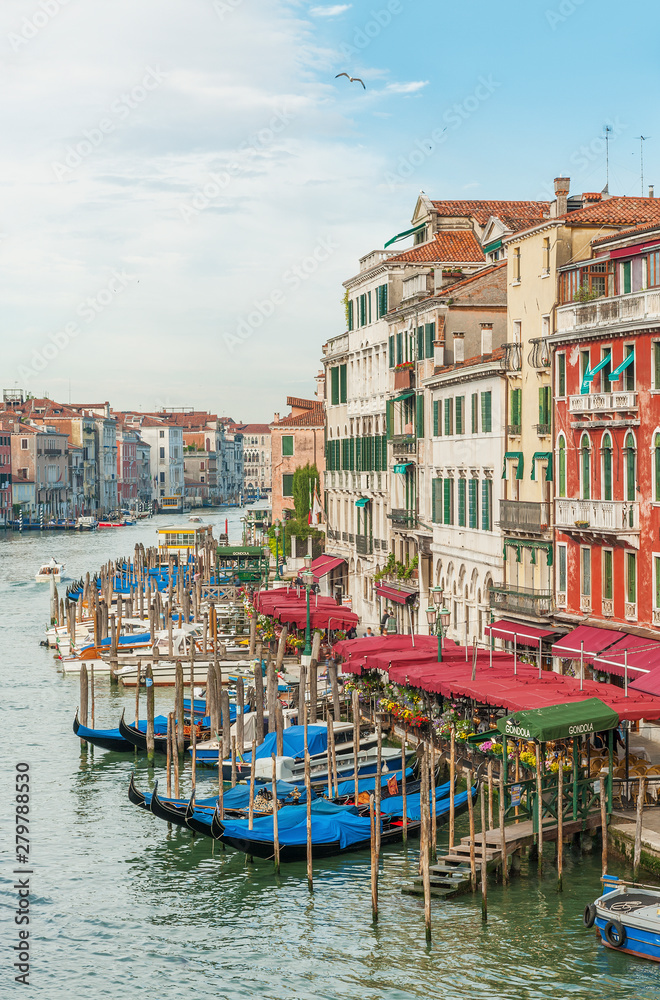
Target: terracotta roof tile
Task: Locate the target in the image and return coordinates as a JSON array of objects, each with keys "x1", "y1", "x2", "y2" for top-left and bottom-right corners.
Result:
[
  {"x1": 429, "y1": 200, "x2": 550, "y2": 227},
  {"x1": 560, "y1": 196, "x2": 660, "y2": 228},
  {"x1": 591, "y1": 220, "x2": 660, "y2": 247},
  {"x1": 438, "y1": 261, "x2": 507, "y2": 293},
  {"x1": 388, "y1": 230, "x2": 486, "y2": 264},
  {"x1": 234, "y1": 423, "x2": 271, "y2": 434},
  {"x1": 276, "y1": 404, "x2": 324, "y2": 427},
  {"x1": 433, "y1": 348, "x2": 505, "y2": 376},
  {"x1": 286, "y1": 396, "x2": 318, "y2": 409}
]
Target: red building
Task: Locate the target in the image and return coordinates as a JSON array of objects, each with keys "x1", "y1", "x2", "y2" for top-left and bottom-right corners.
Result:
[
  {"x1": 0, "y1": 422, "x2": 12, "y2": 526},
  {"x1": 552, "y1": 222, "x2": 660, "y2": 660}
]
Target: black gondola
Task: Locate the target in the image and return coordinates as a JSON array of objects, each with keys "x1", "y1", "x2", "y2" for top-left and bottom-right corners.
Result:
[
  {"x1": 74, "y1": 711, "x2": 135, "y2": 752},
  {"x1": 148, "y1": 781, "x2": 192, "y2": 827},
  {"x1": 118, "y1": 709, "x2": 209, "y2": 754},
  {"x1": 128, "y1": 772, "x2": 148, "y2": 808}
]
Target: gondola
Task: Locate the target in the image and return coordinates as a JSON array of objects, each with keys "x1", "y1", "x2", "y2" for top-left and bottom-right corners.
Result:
[
  {"x1": 118, "y1": 709, "x2": 210, "y2": 754},
  {"x1": 149, "y1": 781, "x2": 196, "y2": 828},
  {"x1": 128, "y1": 772, "x2": 148, "y2": 808},
  {"x1": 214, "y1": 784, "x2": 476, "y2": 862},
  {"x1": 75, "y1": 711, "x2": 170, "y2": 752}
]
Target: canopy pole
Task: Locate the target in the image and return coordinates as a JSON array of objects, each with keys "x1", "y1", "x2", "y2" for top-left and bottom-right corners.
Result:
[
  {"x1": 514, "y1": 634, "x2": 517, "y2": 676},
  {"x1": 580, "y1": 640, "x2": 584, "y2": 692},
  {"x1": 624, "y1": 649, "x2": 628, "y2": 698},
  {"x1": 537, "y1": 642, "x2": 542, "y2": 680}
]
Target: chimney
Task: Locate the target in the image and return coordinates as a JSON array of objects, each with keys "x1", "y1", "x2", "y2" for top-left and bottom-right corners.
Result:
[
  {"x1": 273, "y1": 413, "x2": 279, "y2": 424},
  {"x1": 650, "y1": 185, "x2": 655, "y2": 199},
  {"x1": 453, "y1": 332, "x2": 465, "y2": 363},
  {"x1": 480, "y1": 323, "x2": 493, "y2": 355},
  {"x1": 554, "y1": 176, "x2": 570, "y2": 217}
]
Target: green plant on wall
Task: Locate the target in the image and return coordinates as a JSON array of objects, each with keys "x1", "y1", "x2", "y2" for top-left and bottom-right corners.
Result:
[
  {"x1": 374, "y1": 552, "x2": 418, "y2": 583},
  {"x1": 342, "y1": 289, "x2": 350, "y2": 328}
]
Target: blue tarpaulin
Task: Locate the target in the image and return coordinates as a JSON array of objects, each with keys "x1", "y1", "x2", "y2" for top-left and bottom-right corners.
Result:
[
  {"x1": 244, "y1": 725, "x2": 329, "y2": 761},
  {"x1": 383, "y1": 784, "x2": 470, "y2": 821},
  {"x1": 320, "y1": 767, "x2": 415, "y2": 799},
  {"x1": 219, "y1": 800, "x2": 372, "y2": 849}
]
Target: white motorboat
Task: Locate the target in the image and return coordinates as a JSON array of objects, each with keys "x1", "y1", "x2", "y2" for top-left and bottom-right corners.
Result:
[{"x1": 35, "y1": 558, "x2": 65, "y2": 583}]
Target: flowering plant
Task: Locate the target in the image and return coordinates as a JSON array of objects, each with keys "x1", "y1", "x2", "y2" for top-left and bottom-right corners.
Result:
[
  {"x1": 394, "y1": 361, "x2": 414, "y2": 371},
  {"x1": 519, "y1": 750, "x2": 537, "y2": 768}
]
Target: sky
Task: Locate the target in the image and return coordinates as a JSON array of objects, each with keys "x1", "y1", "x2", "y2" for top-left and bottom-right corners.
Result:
[{"x1": 1, "y1": 0, "x2": 658, "y2": 422}]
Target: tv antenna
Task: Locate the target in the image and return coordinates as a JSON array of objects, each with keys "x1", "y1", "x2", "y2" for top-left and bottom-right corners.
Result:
[
  {"x1": 603, "y1": 124, "x2": 613, "y2": 191},
  {"x1": 636, "y1": 136, "x2": 650, "y2": 195}
]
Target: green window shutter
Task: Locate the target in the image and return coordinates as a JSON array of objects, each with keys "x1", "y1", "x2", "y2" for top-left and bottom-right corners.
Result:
[
  {"x1": 425, "y1": 323, "x2": 435, "y2": 358},
  {"x1": 331, "y1": 367, "x2": 339, "y2": 405},
  {"x1": 282, "y1": 435, "x2": 293, "y2": 457},
  {"x1": 558, "y1": 546, "x2": 566, "y2": 593},
  {"x1": 444, "y1": 398, "x2": 453, "y2": 435},
  {"x1": 282, "y1": 473, "x2": 294, "y2": 497},
  {"x1": 558, "y1": 443, "x2": 566, "y2": 497},
  {"x1": 538, "y1": 386, "x2": 550, "y2": 425},
  {"x1": 481, "y1": 391, "x2": 492, "y2": 432},
  {"x1": 389, "y1": 335, "x2": 395, "y2": 368},
  {"x1": 355, "y1": 438, "x2": 362, "y2": 472},
  {"x1": 368, "y1": 291, "x2": 371, "y2": 324},
  {"x1": 581, "y1": 442, "x2": 590, "y2": 500},
  {"x1": 433, "y1": 400, "x2": 439, "y2": 437},
  {"x1": 655, "y1": 343, "x2": 660, "y2": 390},
  {"x1": 373, "y1": 435, "x2": 380, "y2": 472},
  {"x1": 347, "y1": 299, "x2": 353, "y2": 331},
  {"x1": 416, "y1": 395, "x2": 424, "y2": 438},
  {"x1": 396, "y1": 333, "x2": 403, "y2": 365},
  {"x1": 443, "y1": 478, "x2": 452, "y2": 525},
  {"x1": 604, "y1": 550, "x2": 613, "y2": 601},
  {"x1": 471, "y1": 393, "x2": 478, "y2": 433},
  {"x1": 458, "y1": 479, "x2": 466, "y2": 526},
  {"x1": 468, "y1": 480, "x2": 478, "y2": 528},
  {"x1": 325, "y1": 440, "x2": 332, "y2": 471},
  {"x1": 432, "y1": 478, "x2": 442, "y2": 523},
  {"x1": 625, "y1": 436, "x2": 636, "y2": 501},
  {"x1": 340, "y1": 438, "x2": 348, "y2": 470},
  {"x1": 603, "y1": 445, "x2": 612, "y2": 501},
  {"x1": 386, "y1": 401, "x2": 393, "y2": 440},
  {"x1": 511, "y1": 388, "x2": 521, "y2": 426},
  {"x1": 622, "y1": 261, "x2": 632, "y2": 294},
  {"x1": 557, "y1": 354, "x2": 566, "y2": 397},
  {"x1": 481, "y1": 479, "x2": 492, "y2": 531},
  {"x1": 417, "y1": 326, "x2": 424, "y2": 360},
  {"x1": 455, "y1": 396, "x2": 464, "y2": 435},
  {"x1": 339, "y1": 364, "x2": 347, "y2": 404},
  {"x1": 655, "y1": 436, "x2": 660, "y2": 501},
  {"x1": 382, "y1": 284, "x2": 387, "y2": 315},
  {"x1": 349, "y1": 438, "x2": 355, "y2": 471},
  {"x1": 655, "y1": 555, "x2": 660, "y2": 609},
  {"x1": 627, "y1": 552, "x2": 637, "y2": 604}
]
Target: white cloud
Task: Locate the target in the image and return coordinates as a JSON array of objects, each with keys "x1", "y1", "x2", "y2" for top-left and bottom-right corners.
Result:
[
  {"x1": 310, "y1": 4, "x2": 351, "y2": 15},
  {"x1": 384, "y1": 81, "x2": 429, "y2": 94}
]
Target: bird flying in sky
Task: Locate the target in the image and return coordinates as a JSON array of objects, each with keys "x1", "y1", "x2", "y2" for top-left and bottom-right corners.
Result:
[{"x1": 335, "y1": 73, "x2": 365, "y2": 89}]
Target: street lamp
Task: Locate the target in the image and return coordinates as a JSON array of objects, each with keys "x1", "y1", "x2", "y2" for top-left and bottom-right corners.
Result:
[
  {"x1": 274, "y1": 521, "x2": 281, "y2": 579},
  {"x1": 426, "y1": 588, "x2": 451, "y2": 662},
  {"x1": 301, "y1": 554, "x2": 315, "y2": 657}
]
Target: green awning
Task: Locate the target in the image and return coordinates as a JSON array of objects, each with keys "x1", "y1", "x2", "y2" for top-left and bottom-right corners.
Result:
[
  {"x1": 483, "y1": 237, "x2": 503, "y2": 253},
  {"x1": 496, "y1": 698, "x2": 619, "y2": 743},
  {"x1": 608, "y1": 349, "x2": 635, "y2": 382},
  {"x1": 581, "y1": 352, "x2": 612, "y2": 394},
  {"x1": 393, "y1": 462, "x2": 413, "y2": 474},
  {"x1": 502, "y1": 452, "x2": 524, "y2": 480},
  {"x1": 354, "y1": 497, "x2": 370, "y2": 508},
  {"x1": 384, "y1": 221, "x2": 427, "y2": 248},
  {"x1": 391, "y1": 390, "x2": 415, "y2": 403},
  {"x1": 531, "y1": 452, "x2": 553, "y2": 482}
]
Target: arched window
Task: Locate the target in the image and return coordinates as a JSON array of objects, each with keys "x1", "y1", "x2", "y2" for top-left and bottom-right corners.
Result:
[
  {"x1": 625, "y1": 432, "x2": 637, "y2": 501},
  {"x1": 655, "y1": 433, "x2": 660, "y2": 502},
  {"x1": 557, "y1": 434, "x2": 566, "y2": 498},
  {"x1": 601, "y1": 433, "x2": 613, "y2": 501},
  {"x1": 580, "y1": 433, "x2": 591, "y2": 499}
]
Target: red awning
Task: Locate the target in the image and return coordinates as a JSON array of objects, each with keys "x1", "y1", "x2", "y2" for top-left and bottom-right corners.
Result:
[
  {"x1": 551, "y1": 625, "x2": 622, "y2": 661},
  {"x1": 631, "y1": 665, "x2": 660, "y2": 696},
  {"x1": 310, "y1": 555, "x2": 346, "y2": 579},
  {"x1": 592, "y1": 634, "x2": 660, "y2": 678},
  {"x1": 375, "y1": 583, "x2": 418, "y2": 606},
  {"x1": 485, "y1": 619, "x2": 557, "y2": 648}
]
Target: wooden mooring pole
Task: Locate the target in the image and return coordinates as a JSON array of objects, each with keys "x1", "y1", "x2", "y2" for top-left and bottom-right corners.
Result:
[
  {"x1": 305, "y1": 751, "x2": 313, "y2": 892},
  {"x1": 145, "y1": 664, "x2": 155, "y2": 761},
  {"x1": 467, "y1": 770, "x2": 476, "y2": 892},
  {"x1": 480, "y1": 782, "x2": 488, "y2": 922},
  {"x1": 557, "y1": 761, "x2": 563, "y2": 892},
  {"x1": 272, "y1": 753, "x2": 280, "y2": 873},
  {"x1": 401, "y1": 731, "x2": 408, "y2": 844},
  {"x1": 499, "y1": 768, "x2": 508, "y2": 884},
  {"x1": 449, "y1": 726, "x2": 456, "y2": 851},
  {"x1": 633, "y1": 777, "x2": 645, "y2": 880},
  {"x1": 535, "y1": 743, "x2": 543, "y2": 872},
  {"x1": 600, "y1": 776, "x2": 608, "y2": 877},
  {"x1": 370, "y1": 793, "x2": 378, "y2": 923}
]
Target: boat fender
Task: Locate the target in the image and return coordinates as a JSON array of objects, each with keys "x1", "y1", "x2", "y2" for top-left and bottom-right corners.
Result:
[
  {"x1": 583, "y1": 904, "x2": 596, "y2": 929},
  {"x1": 603, "y1": 919, "x2": 626, "y2": 948}
]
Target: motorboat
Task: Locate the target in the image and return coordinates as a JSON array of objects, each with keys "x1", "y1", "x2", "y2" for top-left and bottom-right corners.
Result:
[
  {"x1": 35, "y1": 558, "x2": 65, "y2": 583},
  {"x1": 585, "y1": 874, "x2": 660, "y2": 961}
]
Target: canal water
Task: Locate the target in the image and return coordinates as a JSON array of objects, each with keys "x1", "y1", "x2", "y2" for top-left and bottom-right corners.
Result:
[{"x1": 0, "y1": 509, "x2": 657, "y2": 999}]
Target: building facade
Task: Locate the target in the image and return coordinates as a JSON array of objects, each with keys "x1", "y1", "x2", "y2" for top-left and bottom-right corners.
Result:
[
  {"x1": 271, "y1": 396, "x2": 325, "y2": 523},
  {"x1": 236, "y1": 423, "x2": 272, "y2": 498}
]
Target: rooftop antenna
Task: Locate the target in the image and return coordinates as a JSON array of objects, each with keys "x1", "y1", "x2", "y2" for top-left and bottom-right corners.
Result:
[
  {"x1": 603, "y1": 124, "x2": 613, "y2": 192},
  {"x1": 637, "y1": 136, "x2": 650, "y2": 195}
]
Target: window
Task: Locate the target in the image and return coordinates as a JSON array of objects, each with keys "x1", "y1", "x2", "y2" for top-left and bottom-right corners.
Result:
[
  {"x1": 655, "y1": 433, "x2": 660, "y2": 502},
  {"x1": 510, "y1": 387, "x2": 521, "y2": 431},
  {"x1": 580, "y1": 433, "x2": 591, "y2": 499},
  {"x1": 649, "y1": 252, "x2": 660, "y2": 289},
  {"x1": 481, "y1": 479, "x2": 492, "y2": 531},
  {"x1": 433, "y1": 400, "x2": 440, "y2": 436},
  {"x1": 468, "y1": 479, "x2": 478, "y2": 528},
  {"x1": 444, "y1": 398, "x2": 453, "y2": 436},
  {"x1": 282, "y1": 474, "x2": 294, "y2": 497},
  {"x1": 425, "y1": 323, "x2": 435, "y2": 358},
  {"x1": 556, "y1": 353, "x2": 566, "y2": 397},
  {"x1": 331, "y1": 367, "x2": 340, "y2": 405},
  {"x1": 432, "y1": 478, "x2": 442, "y2": 523},
  {"x1": 580, "y1": 350, "x2": 591, "y2": 392},
  {"x1": 513, "y1": 320, "x2": 522, "y2": 344},
  {"x1": 655, "y1": 555, "x2": 660, "y2": 610},
  {"x1": 603, "y1": 549, "x2": 613, "y2": 602},
  {"x1": 347, "y1": 299, "x2": 354, "y2": 331},
  {"x1": 623, "y1": 344, "x2": 635, "y2": 391},
  {"x1": 368, "y1": 290, "x2": 371, "y2": 324},
  {"x1": 415, "y1": 395, "x2": 424, "y2": 438},
  {"x1": 557, "y1": 544, "x2": 567, "y2": 597},
  {"x1": 457, "y1": 479, "x2": 466, "y2": 527},
  {"x1": 542, "y1": 237, "x2": 550, "y2": 274},
  {"x1": 538, "y1": 386, "x2": 550, "y2": 430},
  {"x1": 627, "y1": 551, "x2": 637, "y2": 606},
  {"x1": 471, "y1": 393, "x2": 478, "y2": 433},
  {"x1": 581, "y1": 547, "x2": 591, "y2": 597},
  {"x1": 455, "y1": 396, "x2": 464, "y2": 434},
  {"x1": 389, "y1": 335, "x2": 395, "y2": 368},
  {"x1": 480, "y1": 391, "x2": 492, "y2": 433},
  {"x1": 624, "y1": 432, "x2": 636, "y2": 501},
  {"x1": 417, "y1": 325, "x2": 424, "y2": 360},
  {"x1": 159, "y1": 447, "x2": 165, "y2": 460},
  {"x1": 21, "y1": 439, "x2": 28, "y2": 449},
  {"x1": 159, "y1": 471, "x2": 165, "y2": 483},
  {"x1": 654, "y1": 342, "x2": 660, "y2": 390},
  {"x1": 396, "y1": 332, "x2": 403, "y2": 365},
  {"x1": 602, "y1": 433, "x2": 613, "y2": 501},
  {"x1": 359, "y1": 294, "x2": 367, "y2": 326},
  {"x1": 443, "y1": 478, "x2": 453, "y2": 525},
  {"x1": 621, "y1": 260, "x2": 632, "y2": 294},
  {"x1": 282, "y1": 436, "x2": 294, "y2": 457},
  {"x1": 513, "y1": 247, "x2": 521, "y2": 282},
  {"x1": 376, "y1": 284, "x2": 388, "y2": 318}
]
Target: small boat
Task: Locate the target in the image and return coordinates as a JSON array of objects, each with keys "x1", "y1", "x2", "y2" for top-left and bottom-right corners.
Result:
[
  {"x1": 585, "y1": 874, "x2": 660, "y2": 961},
  {"x1": 97, "y1": 521, "x2": 125, "y2": 529},
  {"x1": 188, "y1": 515, "x2": 203, "y2": 523},
  {"x1": 76, "y1": 516, "x2": 98, "y2": 531},
  {"x1": 118, "y1": 709, "x2": 209, "y2": 754},
  {"x1": 35, "y1": 557, "x2": 65, "y2": 583},
  {"x1": 74, "y1": 711, "x2": 169, "y2": 751}
]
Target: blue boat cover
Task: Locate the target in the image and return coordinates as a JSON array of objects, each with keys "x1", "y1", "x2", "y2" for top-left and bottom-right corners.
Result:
[
  {"x1": 320, "y1": 767, "x2": 415, "y2": 799},
  {"x1": 219, "y1": 800, "x2": 371, "y2": 849},
  {"x1": 78, "y1": 715, "x2": 170, "y2": 741},
  {"x1": 383, "y1": 784, "x2": 469, "y2": 821},
  {"x1": 222, "y1": 780, "x2": 318, "y2": 810},
  {"x1": 79, "y1": 632, "x2": 151, "y2": 651},
  {"x1": 245, "y1": 725, "x2": 328, "y2": 761}
]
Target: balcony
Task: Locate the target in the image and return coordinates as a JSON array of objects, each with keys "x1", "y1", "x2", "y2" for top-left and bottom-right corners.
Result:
[
  {"x1": 489, "y1": 584, "x2": 553, "y2": 618},
  {"x1": 499, "y1": 500, "x2": 550, "y2": 534},
  {"x1": 568, "y1": 391, "x2": 637, "y2": 414},
  {"x1": 528, "y1": 337, "x2": 551, "y2": 369},
  {"x1": 355, "y1": 535, "x2": 373, "y2": 555},
  {"x1": 391, "y1": 434, "x2": 416, "y2": 455},
  {"x1": 44, "y1": 448, "x2": 62, "y2": 456},
  {"x1": 503, "y1": 342, "x2": 522, "y2": 371},
  {"x1": 389, "y1": 508, "x2": 417, "y2": 529},
  {"x1": 393, "y1": 366, "x2": 415, "y2": 390},
  {"x1": 555, "y1": 498, "x2": 639, "y2": 547},
  {"x1": 556, "y1": 288, "x2": 660, "y2": 334},
  {"x1": 507, "y1": 424, "x2": 521, "y2": 437},
  {"x1": 534, "y1": 423, "x2": 551, "y2": 436}
]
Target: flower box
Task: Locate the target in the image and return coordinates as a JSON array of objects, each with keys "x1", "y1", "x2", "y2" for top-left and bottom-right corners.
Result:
[{"x1": 394, "y1": 367, "x2": 415, "y2": 390}]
